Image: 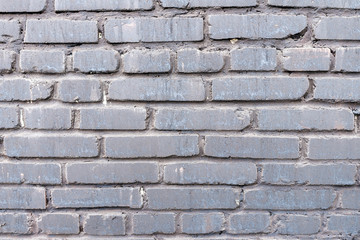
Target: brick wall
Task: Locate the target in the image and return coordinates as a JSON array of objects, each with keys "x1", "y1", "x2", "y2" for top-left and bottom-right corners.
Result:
[{"x1": 0, "y1": 0, "x2": 359, "y2": 239}]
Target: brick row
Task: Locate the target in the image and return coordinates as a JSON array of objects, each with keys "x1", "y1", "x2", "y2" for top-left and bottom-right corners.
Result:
[{"x1": 10, "y1": 47, "x2": 360, "y2": 74}]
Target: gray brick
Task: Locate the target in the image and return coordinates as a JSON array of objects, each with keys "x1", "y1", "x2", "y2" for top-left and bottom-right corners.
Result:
[
  {"x1": 262, "y1": 163, "x2": 356, "y2": 185},
  {"x1": 155, "y1": 108, "x2": 250, "y2": 130},
  {"x1": 335, "y1": 47, "x2": 360, "y2": 72},
  {"x1": 104, "y1": 17, "x2": 203, "y2": 43},
  {"x1": 258, "y1": 108, "x2": 354, "y2": 131},
  {"x1": 147, "y1": 187, "x2": 239, "y2": 210},
  {"x1": 0, "y1": 187, "x2": 45, "y2": 209},
  {"x1": 0, "y1": 79, "x2": 52, "y2": 102},
  {"x1": 38, "y1": 213, "x2": 79, "y2": 235},
  {"x1": 51, "y1": 187, "x2": 142, "y2": 208},
  {"x1": 0, "y1": 20, "x2": 20, "y2": 42},
  {"x1": 205, "y1": 136, "x2": 299, "y2": 159},
  {"x1": 268, "y1": 0, "x2": 360, "y2": 9},
  {"x1": 0, "y1": 107, "x2": 18, "y2": 128},
  {"x1": 341, "y1": 189, "x2": 360, "y2": 209},
  {"x1": 209, "y1": 14, "x2": 307, "y2": 39},
  {"x1": 0, "y1": 0, "x2": 46, "y2": 12},
  {"x1": 283, "y1": 48, "x2": 331, "y2": 71},
  {"x1": 133, "y1": 213, "x2": 175, "y2": 235},
  {"x1": 20, "y1": 50, "x2": 65, "y2": 73},
  {"x1": 315, "y1": 17, "x2": 360, "y2": 40},
  {"x1": 0, "y1": 50, "x2": 15, "y2": 73},
  {"x1": 55, "y1": 0, "x2": 153, "y2": 11},
  {"x1": 314, "y1": 77, "x2": 360, "y2": 102},
  {"x1": 108, "y1": 77, "x2": 205, "y2": 102},
  {"x1": 229, "y1": 212, "x2": 270, "y2": 234},
  {"x1": 24, "y1": 107, "x2": 71, "y2": 130},
  {"x1": 73, "y1": 49, "x2": 119, "y2": 73},
  {"x1": 327, "y1": 215, "x2": 360, "y2": 234},
  {"x1": 275, "y1": 214, "x2": 321, "y2": 235},
  {"x1": 0, "y1": 213, "x2": 30, "y2": 234},
  {"x1": 25, "y1": 19, "x2": 98, "y2": 43},
  {"x1": 309, "y1": 137, "x2": 360, "y2": 160},
  {"x1": 181, "y1": 213, "x2": 224, "y2": 234},
  {"x1": 164, "y1": 162, "x2": 257, "y2": 185},
  {"x1": 105, "y1": 135, "x2": 199, "y2": 158},
  {"x1": 84, "y1": 214, "x2": 125, "y2": 236},
  {"x1": 0, "y1": 163, "x2": 61, "y2": 185},
  {"x1": 4, "y1": 135, "x2": 98, "y2": 158},
  {"x1": 123, "y1": 49, "x2": 171, "y2": 73},
  {"x1": 79, "y1": 107, "x2": 146, "y2": 130},
  {"x1": 230, "y1": 48, "x2": 277, "y2": 71},
  {"x1": 66, "y1": 162, "x2": 159, "y2": 184},
  {"x1": 177, "y1": 49, "x2": 224, "y2": 73},
  {"x1": 161, "y1": 0, "x2": 257, "y2": 8},
  {"x1": 244, "y1": 189, "x2": 336, "y2": 210},
  {"x1": 57, "y1": 79, "x2": 101, "y2": 103},
  {"x1": 212, "y1": 77, "x2": 309, "y2": 101}
]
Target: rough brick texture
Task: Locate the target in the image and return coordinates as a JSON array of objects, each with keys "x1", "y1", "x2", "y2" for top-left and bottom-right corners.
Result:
[{"x1": 0, "y1": 1, "x2": 358, "y2": 239}]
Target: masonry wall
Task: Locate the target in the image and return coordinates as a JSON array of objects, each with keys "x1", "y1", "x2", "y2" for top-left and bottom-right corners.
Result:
[{"x1": 0, "y1": 0, "x2": 360, "y2": 239}]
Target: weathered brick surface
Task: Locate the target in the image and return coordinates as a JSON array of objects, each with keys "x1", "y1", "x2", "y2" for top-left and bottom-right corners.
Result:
[
  {"x1": 212, "y1": 77, "x2": 309, "y2": 101},
  {"x1": 84, "y1": 214, "x2": 126, "y2": 236},
  {"x1": 105, "y1": 18, "x2": 203, "y2": 43},
  {"x1": 0, "y1": 163, "x2": 61, "y2": 184},
  {"x1": 335, "y1": 47, "x2": 360, "y2": 72},
  {"x1": 164, "y1": 162, "x2": 257, "y2": 185},
  {"x1": 209, "y1": 14, "x2": 307, "y2": 39},
  {"x1": 244, "y1": 189, "x2": 336, "y2": 210},
  {"x1": 228, "y1": 212, "x2": 270, "y2": 234},
  {"x1": 268, "y1": 0, "x2": 360, "y2": 9},
  {"x1": 133, "y1": 213, "x2": 176, "y2": 234},
  {"x1": 38, "y1": 213, "x2": 79, "y2": 235},
  {"x1": 205, "y1": 136, "x2": 299, "y2": 159},
  {"x1": 275, "y1": 214, "x2": 321, "y2": 235},
  {"x1": 25, "y1": 19, "x2": 98, "y2": 43},
  {"x1": 282, "y1": 48, "x2": 331, "y2": 71},
  {"x1": 308, "y1": 137, "x2": 360, "y2": 160},
  {"x1": 0, "y1": 187, "x2": 45, "y2": 209},
  {"x1": 66, "y1": 162, "x2": 159, "y2": 184},
  {"x1": 0, "y1": 51, "x2": 15, "y2": 72},
  {"x1": 57, "y1": 79, "x2": 101, "y2": 103},
  {"x1": 73, "y1": 49, "x2": 119, "y2": 73},
  {"x1": 109, "y1": 78, "x2": 205, "y2": 101},
  {"x1": 105, "y1": 135, "x2": 199, "y2": 158},
  {"x1": 51, "y1": 188, "x2": 142, "y2": 208},
  {"x1": 24, "y1": 107, "x2": 71, "y2": 129},
  {"x1": 315, "y1": 17, "x2": 360, "y2": 40},
  {"x1": 181, "y1": 213, "x2": 224, "y2": 234},
  {"x1": 314, "y1": 77, "x2": 360, "y2": 101},
  {"x1": 262, "y1": 163, "x2": 356, "y2": 185},
  {"x1": 0, "y1": 0, "x2": 46, "y2": 12},
  {"x1": 0, "y1": 1, "x2": 358, "y2": 239},
  {"x1": 0, "y1": 20, "x2": 20, "y2": 42},
  {"x1": 4, "y1": 135, "x2": 98, "y2": 158},
  {"x1": 0, "y1": 107, "x2": 18, "y2": 128},
  {"x1": 79, "y1": 107, "x2": 146, "y2": 130},
  {"x1": 147, "y1": 187, "x2": 239, "y2": 209},
  {"x1": 0, "y1": 79, "x2": 52, "y2": 101},
  {"x1": 161, "y1": 0, "x2": 257, "y2": 8},
  {"x1": 257, "y1": 108, "x2": 354, "y2": 131},
  {"x1": 20, "y1": 50, "x2": 65, "y2": 73},
  {"x1": 123, "y1": 49, "x2": 171, "y2": 73},
  {"x1": 230, "y1": 48, "x2": 277, "y2": 71},
  {"x1": 0, "y1": 213, "x2": 30, "y2": 234},
  {"x1": 155, "y1": 108, "x2": 250, "y2": 130},
  {"x1": 177, "y1": 49, "x2": 224, "y2": 73},
  {"x1": 55, "y1": 0, "x2": 153, "y2": 11}
]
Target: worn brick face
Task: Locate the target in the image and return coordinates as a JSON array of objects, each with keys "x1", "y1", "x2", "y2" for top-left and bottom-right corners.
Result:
[{"x1": 0, "y1": 1, "x2": 358, "y2": 238}]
